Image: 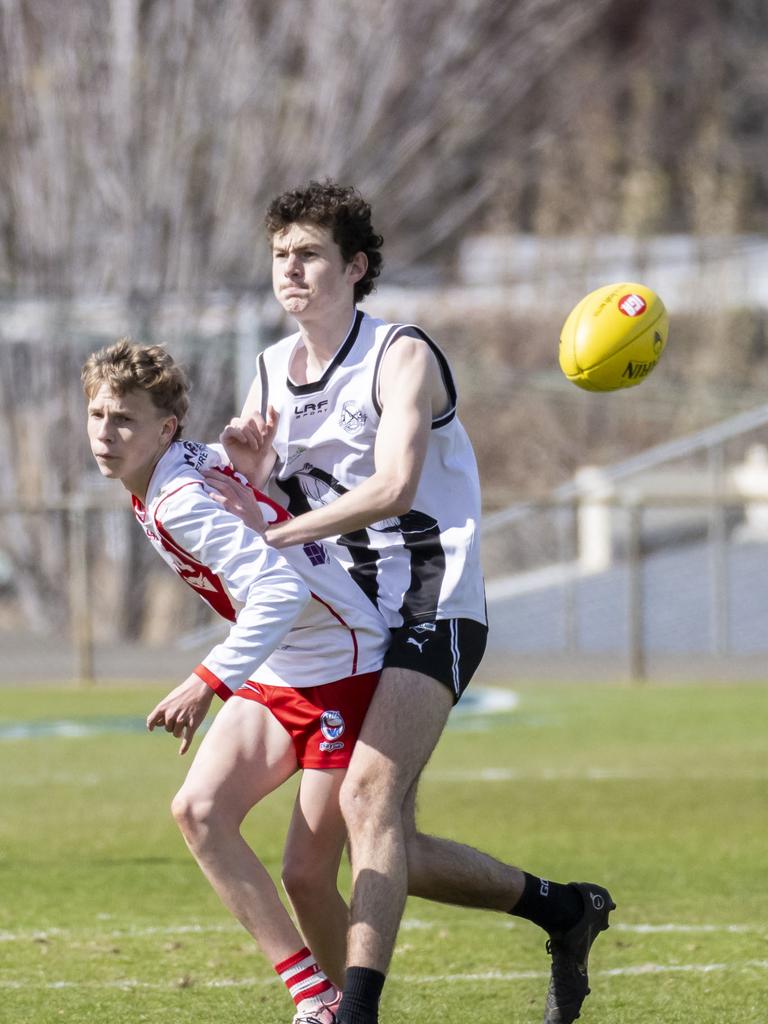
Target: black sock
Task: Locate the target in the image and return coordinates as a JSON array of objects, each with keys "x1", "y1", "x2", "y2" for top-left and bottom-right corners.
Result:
[
  {"x1": 509, "y1": 872, "x2": 584, "y2": 935},
  {"x1": 337, "y1": 966, "x2": 386, "y2": 1024}
]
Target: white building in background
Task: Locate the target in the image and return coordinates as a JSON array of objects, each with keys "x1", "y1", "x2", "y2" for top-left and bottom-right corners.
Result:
[
  {"x1": 456, "y1": 233, "x2": 768, "y2": 313},
  {"x1": 364, "y1": 233, "x2": 768, "y2": 321},
  {"x1": 573, "y1": 443, "x2": 768, "y2": 574}
]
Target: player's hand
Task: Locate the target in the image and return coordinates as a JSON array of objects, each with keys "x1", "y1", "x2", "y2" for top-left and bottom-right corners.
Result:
[
  {"x1": 146, "y1": 674, "x2": 215, "y2": 755},
  {"x1": 202, "y1": 469, "x2": 269, "y2": 535},
  {"x1": 220, "y1": 406, "x2": 279, "y2": 480}
]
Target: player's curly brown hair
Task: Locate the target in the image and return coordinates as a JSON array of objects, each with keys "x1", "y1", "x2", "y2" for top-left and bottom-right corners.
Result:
[
  {"x1": 81, "y1": 339, "x2": 189, "y2": 441},
  {"x1": 265, "y1": 180, "x2": 384, "y2": 303}
]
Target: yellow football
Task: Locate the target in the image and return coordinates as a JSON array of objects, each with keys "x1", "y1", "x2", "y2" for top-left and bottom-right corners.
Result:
[{"x1": 559, "y1": 282, "x2": 668, "y2": 391}]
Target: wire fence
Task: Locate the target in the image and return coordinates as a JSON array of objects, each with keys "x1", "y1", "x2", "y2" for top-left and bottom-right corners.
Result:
[
  {"x1": 477, "y1": 399, "x2": 768, "y2": 682},
  {"x1": 482, "y1": 494, "x2": 768, "y2": 683},
  {"x1": 0, "y1": 498, "x2": 223, "y2": 687},
  {"x1": 3, "y1": 487, "x2": 768, "y2": 686},
  {"x1": 3, "y1": 398, "x2": 768, "y2": 686}
]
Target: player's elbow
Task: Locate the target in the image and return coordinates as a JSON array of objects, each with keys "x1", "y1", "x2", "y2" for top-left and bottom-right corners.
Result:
[
  {"x1": 285, "y1": 577, "x2": 312, "y2": 614},
  {"x1": 250, "y1": 572, "x2": 311, "y2": 620},
  {"x1": 379, "y1": 473, "x2": 417, "y2": 517}
]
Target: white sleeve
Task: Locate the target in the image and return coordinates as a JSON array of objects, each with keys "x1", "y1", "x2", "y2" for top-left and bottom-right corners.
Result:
[
  {"x1": 160, "y1": 489, "x2": 311, "y2": 697},
  {"x1": 203, "y1": 442, "x2": 230, "y2": 467}
]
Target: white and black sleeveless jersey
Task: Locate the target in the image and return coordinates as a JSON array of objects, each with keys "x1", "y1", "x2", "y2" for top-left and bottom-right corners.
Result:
[
  {"x1": 132, "y1": 440, "x2": 389, "y2": 696},
  {"x1": 254, "y1": 310, "x2": 487, "y2": 629}
]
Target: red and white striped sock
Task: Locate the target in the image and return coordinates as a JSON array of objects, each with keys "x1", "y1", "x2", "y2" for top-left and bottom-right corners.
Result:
[{"x1": 274, "y1": 946, "x2": 338, "y2": 1012}]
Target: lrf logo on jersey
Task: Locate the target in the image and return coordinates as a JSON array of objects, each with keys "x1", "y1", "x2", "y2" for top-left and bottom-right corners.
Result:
[{"x1": 294, "y1": 400, "x2": 329, "y2": 418}]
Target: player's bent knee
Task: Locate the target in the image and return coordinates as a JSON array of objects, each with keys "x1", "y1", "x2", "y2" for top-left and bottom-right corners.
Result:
[
  {"x1": 338, "y1": 776, "x2": 373, "y2": 833},
  {"x1": 281, "y1": 856, "x2": 335, "y2": 903},
  {"x1": 171, "y1": 788, "x2": 216, "y2": 842},
  {"x1": 339, "y1": 771, "x2": 399, "y2": 834}
]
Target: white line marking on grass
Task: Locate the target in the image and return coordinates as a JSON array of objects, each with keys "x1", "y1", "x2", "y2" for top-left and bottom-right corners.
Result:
[
  {"x1": 615, "y1": 923, "x2": 754, "y2": 934},
  {"x1": 403, "y1": 962, "x2": 768, "y2": 983},
  {"x1": 3, "y1": 961, "x2": 768, "y2": 990},
  {"x1": 0, "y1": 923, "x2": 241, "y2": 943},
  {"x1": 425, "y1": 767, "x2": 768, "y2": 782},
  {"x1": 403, "y1": 919, "x2": 764, "y2": 935},
  {"x1": 0, "y1": 719, "x2": 146, "y2": 741},
  {"x1": 1, "y1": 920, "x2": 763, "y2": 944},
  {"x1": 454, "y1": 689, "x2": 519, "y2": 715},
  {"x1": 0, "y1": 979, "x2": 276, "y2": 991},
  {"x1": 0, "y1": 690, "x2": 518, "y2": 745},
  {"x1": 7, "y1": 773, "x2": 103, "y2": 787}
]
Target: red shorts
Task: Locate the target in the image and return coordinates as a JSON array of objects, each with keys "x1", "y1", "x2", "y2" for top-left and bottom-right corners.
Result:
[{"x1": 234, "y1": 671, "x2": 380, "y2": 769}]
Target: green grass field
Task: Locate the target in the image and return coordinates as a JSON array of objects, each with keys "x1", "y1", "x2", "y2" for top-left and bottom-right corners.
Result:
[{"x1": 1, "y1": 681, "x2": 766, "y2": 1024}]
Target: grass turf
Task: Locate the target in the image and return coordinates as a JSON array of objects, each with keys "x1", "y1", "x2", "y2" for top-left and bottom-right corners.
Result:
[{"x1": 1, "y1": 682, "x2": 766, "y2": 1023}]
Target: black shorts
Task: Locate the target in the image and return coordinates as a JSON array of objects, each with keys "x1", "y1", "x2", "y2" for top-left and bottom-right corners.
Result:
[{"x1": 383, "y1": 618, "x2": 488, "y2": 704}]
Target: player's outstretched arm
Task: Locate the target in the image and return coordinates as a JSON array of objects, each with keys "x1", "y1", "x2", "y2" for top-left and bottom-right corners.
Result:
[{"x1": 147, "y1": 673, "x2": 215, "y2": 755}]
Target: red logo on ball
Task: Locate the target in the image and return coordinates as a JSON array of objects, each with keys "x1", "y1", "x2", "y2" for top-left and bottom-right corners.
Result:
[{"x1": 618, "y1": 293, "x2": 647, "y2": 317}]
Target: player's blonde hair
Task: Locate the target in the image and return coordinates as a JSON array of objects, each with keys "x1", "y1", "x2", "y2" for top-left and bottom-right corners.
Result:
[{"x1": 81, "y1": 339, "x2": 189, "y2": 441}]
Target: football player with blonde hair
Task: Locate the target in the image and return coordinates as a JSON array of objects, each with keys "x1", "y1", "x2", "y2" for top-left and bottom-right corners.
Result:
[{"x1": 83, "y1": 338, "x2": 391, "y2": 1024}]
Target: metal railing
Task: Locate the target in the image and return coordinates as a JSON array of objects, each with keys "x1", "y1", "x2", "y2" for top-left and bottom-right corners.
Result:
[
  {"x1": 1, "y1": 487, "x2": 767, "y2": 685},
  {"x1": 481, "y1": 490, "x2": 768, "y2": 682}
]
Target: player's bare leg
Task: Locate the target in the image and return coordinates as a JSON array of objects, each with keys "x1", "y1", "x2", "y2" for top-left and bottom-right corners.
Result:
[
  {"x1": 340, "y1": 665, "x2": 529, "y2": 975},
  {"x1": 171, "y1": 697, "x2": 308, "y2": 962},
  {"x1": 403, "y1": 783, "x2": 615, "y2": 1023},
  {"x1": 337, "y1": 666, "x2": 612, "y2": 1024},
  {"x1": 337, "y1": 666, "x2": 531, "y2": 945},
  {"x1": 402, "y1": 781, "x2": 525, "y2": 909},
  {"x1": 282, "y1": 767, "x2": 348, "y2": 987},
  {"x1": 337, "y1": 666, "x2": 453, "y2": 1024}
]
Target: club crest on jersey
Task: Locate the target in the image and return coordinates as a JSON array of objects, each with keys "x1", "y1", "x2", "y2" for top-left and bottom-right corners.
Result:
[
  {"x1": 339, "y1": 400, "x2": 367, "y2": 433},
  {"x1": 182, "y1": 440, "x2": 209, "y2": 470},
  {"x1": 319, "y1": 710, "x2": 346, "y2": 751}
]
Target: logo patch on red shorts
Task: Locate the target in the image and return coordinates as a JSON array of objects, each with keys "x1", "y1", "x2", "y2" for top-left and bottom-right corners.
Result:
[{"x1": 319, "y1": 709, "x2": 346, "y2": 752}]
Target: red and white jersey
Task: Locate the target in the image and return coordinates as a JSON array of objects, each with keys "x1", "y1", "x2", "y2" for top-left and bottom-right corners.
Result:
[{"x1": 132, "y1": 440, "x2": 389, "y2": 698}]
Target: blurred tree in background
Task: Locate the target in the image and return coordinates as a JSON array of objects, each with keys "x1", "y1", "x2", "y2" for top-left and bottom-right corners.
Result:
[
  {"x1": 0, "y1": 0, "x2": 618, "y2": 299},
  {"x1": 1, "y1": 0, "x2": 768, "y2": 636},
  {"x1": 488, "y1": 0, "x2": 768, "y2": 238},
  {"x1": 1, "y1": 0, "x2": 766, "y2": 299}
]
